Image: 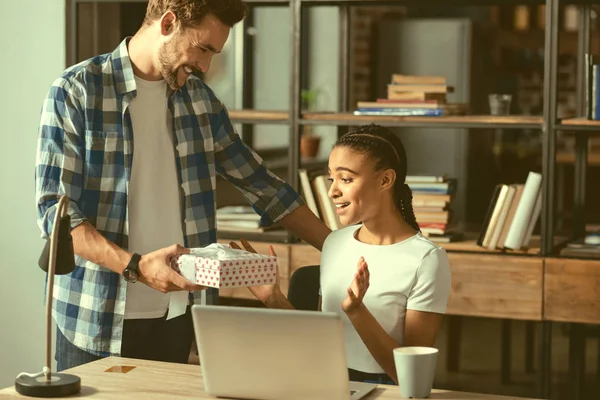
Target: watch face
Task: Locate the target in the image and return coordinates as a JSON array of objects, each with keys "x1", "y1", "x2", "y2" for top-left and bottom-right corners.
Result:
[{"x1": 124, "y1": 268, "x2": 139, "y2": 283}]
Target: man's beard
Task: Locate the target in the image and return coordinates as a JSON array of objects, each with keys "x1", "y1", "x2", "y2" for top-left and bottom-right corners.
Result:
[{"x1": 158, "y1": 36, "x2": 183, "y2": 90}]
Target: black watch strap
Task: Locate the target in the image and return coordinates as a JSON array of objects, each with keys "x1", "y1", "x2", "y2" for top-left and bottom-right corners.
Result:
[{"x1": 123, "y1": 253, "x2": 142, "y2": 283}]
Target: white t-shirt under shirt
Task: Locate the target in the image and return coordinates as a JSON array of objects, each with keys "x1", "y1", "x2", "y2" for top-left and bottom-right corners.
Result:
[
  {"x1": 320, "y1": 224, "x2": 452, "y2": 374},
  {"x1": 124, "y1": 76, "x2": 185, "y2": 319}
]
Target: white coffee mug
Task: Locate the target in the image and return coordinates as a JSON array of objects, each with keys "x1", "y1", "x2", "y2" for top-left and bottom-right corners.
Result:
[{"x1": 393, "y1": 346, "x2": 438, "y2": 398}]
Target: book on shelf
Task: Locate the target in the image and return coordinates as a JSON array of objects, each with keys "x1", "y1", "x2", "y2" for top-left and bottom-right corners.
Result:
[
  {"x1": 388, "y1": 84, "x2": 454, "y2": 95},
  {"x1": 426, "y1": 231, "x2": 464, "y2": 244},
  {"x1": 390, "y1": 74, "x2": 447, "y2": 85},
  {"x1": 477, "y1": 171, "x2": 542, "y2": 251},
  {"x1": 560, "y1": 234, "x2": 600, "y2": 258},
  {"x1": 354, "y1": 74, "x2": 468, "y2": 117},
  {"x1": 381, "y1": 92, "x2": 447, "y2": 102},
  {"x1": 592, "y1": 63, "x2": 600, "y2": 120},
  {"x1": 216, "y1": 205, "x2": 283, "y2": 233},
  {"x1": 299, "y1": 169, "x2": 320, "y2": 218},
  {"x1": 299, "y1": 169, "x2": 343, "y2": 231},
  {"x1": 584, "y1": 54, "x2": 600, "y2": 120},
  {"x1": 406, "y1": 174, "x2": 447, "y2": 184},
  {"x1": 357, "y1": 101, "x2": 439, "y2": 110},
  {"x1": 354, "y1": 108, "x2": 445, "y2": 117}
]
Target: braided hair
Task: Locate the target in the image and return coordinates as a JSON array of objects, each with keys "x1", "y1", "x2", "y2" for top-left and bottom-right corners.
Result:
[{"x1": 334, "y1": 124, "x2": 420, "y2": 232}]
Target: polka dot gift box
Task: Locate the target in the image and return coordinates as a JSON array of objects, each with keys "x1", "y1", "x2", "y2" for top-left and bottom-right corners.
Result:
[{"x1": 171, "y1": 243, "x2": 277, "y2": 289}]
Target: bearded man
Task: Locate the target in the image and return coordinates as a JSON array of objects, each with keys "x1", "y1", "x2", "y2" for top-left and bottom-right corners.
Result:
[{"x1": 35, "y1": 0, "x2": 330, "y2": 371}]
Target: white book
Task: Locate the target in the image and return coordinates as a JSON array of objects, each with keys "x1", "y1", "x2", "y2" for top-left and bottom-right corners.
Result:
[
  {"x1": 299, "y1": 169, "x2": 320, "y2": 219},
  {"x1": 313, "y1": 176, "x2": 342, "y2": 230},
  {"x1": 405, "y1": 175, "x2": 446, "y2": 183},
  {"x1": 504, "y1": 172, "x2": 542, "y2": 250},
  {"x1": 521, "y1": 191, "x2": 543, "y2": 248},
  {"x1": 487, "y1": 185, "x2": 516, "y2": 250}
]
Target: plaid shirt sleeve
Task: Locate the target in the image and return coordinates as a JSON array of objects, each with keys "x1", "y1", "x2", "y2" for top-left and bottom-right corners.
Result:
[
  {"x1": 206, "y1": 93, "x2": 304, "y2": 226},
  {"x1": 36, "y1": 77, "x2": 88, "y2": 238}
]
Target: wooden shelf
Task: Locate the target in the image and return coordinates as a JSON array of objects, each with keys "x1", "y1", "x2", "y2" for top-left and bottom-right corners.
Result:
[
  {"x1": 301, "y1": 112, "x2": 542, "y2": 129},
  {"x1": 562, "y1": 118, "x2": 600, "y2": 126},
  {"x1": 545, "y1": 257, "x2": 600, "y2": 324},
  {"x1": 557, "y1": 118, "x2": 600, "y2": 134},
  {"x1": 440, "y1": 234, "x2": 543, "y2": 256},
  {"x1": 446, "y1": 253, "x2": 543, "y2": 321},
  {"x1": 438, "y1": 233, "x2": 569, "y2": 256},
  {"x1": 227, "y1": 110, "x2": 543, "y2": 129},
  {"x1": 556, "y1": 150, "x2": 600, "y2": 166},
  {"x1": 227, "y1": 109, "x2": 289, "y2": 124}
]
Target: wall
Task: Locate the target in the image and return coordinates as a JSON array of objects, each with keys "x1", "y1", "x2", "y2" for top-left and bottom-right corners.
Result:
[
  {"x1": 307, "y1": 7, "x2": 339, "y2": 160},
  {"x1": 245, "y1": 7, "x2": 339, "y2": 160},
  {"x1": 252, "y1": 7, "x2": 292, "y2": 151},
  {"x1": 0, "y1": 0, "x2": 65, "y2": 386}
]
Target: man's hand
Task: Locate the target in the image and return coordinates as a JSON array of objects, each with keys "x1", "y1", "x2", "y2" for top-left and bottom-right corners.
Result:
[{"x1": 138, "y1": 244, "x2": 206, "y2": 293}]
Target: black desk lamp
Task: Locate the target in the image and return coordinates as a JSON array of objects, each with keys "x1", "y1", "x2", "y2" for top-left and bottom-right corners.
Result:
[{"x1": 15, "y1": 195, "x2": 81, "y2": 397}]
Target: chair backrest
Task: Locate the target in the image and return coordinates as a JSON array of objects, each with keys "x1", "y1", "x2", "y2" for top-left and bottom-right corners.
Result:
[{"x1": 287, "y1": 265, "x2": 320, "y2": 311}]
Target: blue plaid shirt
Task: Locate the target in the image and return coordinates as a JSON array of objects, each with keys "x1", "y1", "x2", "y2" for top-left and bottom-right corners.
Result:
[{"x1": 35, "y1": 38, "x2": 303, "y2": 356}]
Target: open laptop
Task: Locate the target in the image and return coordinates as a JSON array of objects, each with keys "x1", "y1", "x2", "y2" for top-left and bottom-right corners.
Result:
[{"x1": 191, "y1": 305, "x2": 377, "y2": 400}]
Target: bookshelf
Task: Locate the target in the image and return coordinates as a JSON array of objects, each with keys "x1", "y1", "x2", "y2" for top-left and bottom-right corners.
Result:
[{"x1": 220, "y1": 2, "x2": 594, "y2": 399}]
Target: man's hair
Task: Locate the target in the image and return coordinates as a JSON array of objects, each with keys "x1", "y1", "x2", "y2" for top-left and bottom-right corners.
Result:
[{"x1": 144, "y1": 0, "x2": 247, "y2": 28}]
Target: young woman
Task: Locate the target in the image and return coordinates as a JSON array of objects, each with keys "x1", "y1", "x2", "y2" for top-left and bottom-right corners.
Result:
[{"x1": 231, "y1": 123, "x2": 451, "y2": 385}]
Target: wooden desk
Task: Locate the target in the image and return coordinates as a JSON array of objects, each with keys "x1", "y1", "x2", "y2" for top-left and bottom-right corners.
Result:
[{"x1": 0, "y1": 357, "x2": 539, "y2": 399}]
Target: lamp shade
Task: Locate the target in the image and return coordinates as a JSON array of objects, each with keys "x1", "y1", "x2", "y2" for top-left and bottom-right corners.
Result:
[{"x1": 38, "y1": 215, "x2": 76, "y2": 275}]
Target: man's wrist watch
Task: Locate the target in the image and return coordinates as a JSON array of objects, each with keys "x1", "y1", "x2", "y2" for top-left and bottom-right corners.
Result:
[{"x1": 123, "y1": 253, "x2": 142, "y2": 283}]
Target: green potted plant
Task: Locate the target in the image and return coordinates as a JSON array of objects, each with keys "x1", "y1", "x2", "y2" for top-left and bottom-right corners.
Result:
[{"x1": 300, "y1": 88, "x2": 322, "y2": 158}]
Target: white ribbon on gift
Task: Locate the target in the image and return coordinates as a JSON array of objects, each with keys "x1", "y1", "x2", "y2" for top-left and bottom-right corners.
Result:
[
  {"x1": 167, "y1": 243, "x2": 260, "y2": 320},
  {"x1": 189, "y1": 243, "x2": 233, "y2": 257}
]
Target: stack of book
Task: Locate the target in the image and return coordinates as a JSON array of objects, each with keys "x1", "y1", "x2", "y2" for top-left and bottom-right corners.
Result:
[
  {"x1": 560, "y1": 233, "x2": 600, "y2": 258},
  {"x1": 407, "y1": 175, "x2": 460, "y2": 243},
  {"x1": 477, "y1": 171, "x2": 542, "y2": 251},
  {"x1": 216, "y1": 205, "x2": 282, "y2": 233},
  {"x1": 353, "y1": 74, "x2": 467, "y2": 117}
]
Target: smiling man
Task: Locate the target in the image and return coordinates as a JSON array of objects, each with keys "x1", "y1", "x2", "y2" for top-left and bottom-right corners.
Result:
[{"x1": 35, "y1": 0, "x2": 330, "y2": 371}]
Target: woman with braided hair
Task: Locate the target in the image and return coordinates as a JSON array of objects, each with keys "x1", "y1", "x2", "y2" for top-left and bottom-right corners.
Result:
[{"x1": 231, "y1": 123, "x2": 451, "y2": 385}]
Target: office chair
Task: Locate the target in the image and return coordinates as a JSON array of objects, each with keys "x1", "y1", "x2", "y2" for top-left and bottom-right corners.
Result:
[{"x1": 287, "y1": 265, "x2": 320, "y2": 311}]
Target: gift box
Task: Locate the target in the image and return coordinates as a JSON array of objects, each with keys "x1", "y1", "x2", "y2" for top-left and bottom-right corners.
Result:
[{"x1": 171, "y1": 243, "x2": 277, "y2": 288}]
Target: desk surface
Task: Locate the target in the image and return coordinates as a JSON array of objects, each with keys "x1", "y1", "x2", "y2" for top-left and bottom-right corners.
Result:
[{"x1": 0, "y1": 357, "x2": 540, "y2": 400}]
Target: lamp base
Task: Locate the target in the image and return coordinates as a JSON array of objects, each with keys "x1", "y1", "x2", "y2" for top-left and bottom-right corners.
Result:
[{"x1": 15, "y1": 373, "x2": 81, "y2": 398}]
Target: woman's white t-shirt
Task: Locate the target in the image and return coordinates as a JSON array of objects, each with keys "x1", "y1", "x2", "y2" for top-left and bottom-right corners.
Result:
[{"x1": 320, "y1": 224, "x2": 452, "y2": 374}]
